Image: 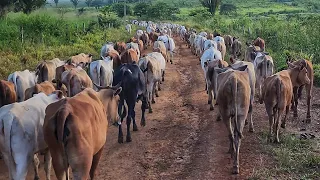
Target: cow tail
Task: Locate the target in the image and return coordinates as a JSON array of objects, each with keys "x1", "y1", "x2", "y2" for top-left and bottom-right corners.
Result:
[
  {"x1": 55, "y1": 107, "x2": 70, "y2": 179},
  {"x1": 97, "y1": 61, "x2": 102, "y2": 86},
  {"x1": 2, "y1": 114, "x2": 14, "y2": 163},
  {"x1": 0, "y1": 81, "x2": 5, "y2": 104},
  {"x1": 67, "y1": 75, "x2": 73, "y2": 97},
  {"x1": 43, "y1": 64, "x2": 49, "y2": 82},
  {"x1": 12, "y1": 73, "x2": 18, "y2": 95},
  {"x1": 276, "y1": 77, "x2": 282, "y2": 110},
  {"x1": 232, "y1": 76, "x2": 243, "y2": 139}
]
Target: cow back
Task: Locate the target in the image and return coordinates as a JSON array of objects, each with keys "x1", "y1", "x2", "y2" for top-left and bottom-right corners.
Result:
[{"x1": 0, "y1": 80, "x2": 16, "y2": 107}]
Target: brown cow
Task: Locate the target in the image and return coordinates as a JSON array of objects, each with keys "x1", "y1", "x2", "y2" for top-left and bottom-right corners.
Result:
[
  {"x1": 54, "y1": 64, "x2": 76, "y2": 90},
  {"x1": 245, "y1": 43, "x2": 262, "y2": 62},
  {"x1": 61, "y1": 68, "x2": 93, "y2": 97},
  {"x1": 25, "y1": 81, "x2": 56, "y2": 100},
  {"x1": 215, "y1": 65, "x2": 251, "y2": 174},
  {"x1": 223, "y1": 35, "x2": 233, "y2": 52},
  {"x1": 105, "y1": 50, "x2": 121, "y2": 70},
  {"x1": 43, "y1": 86, "x2": 122, "y2": 180},
  {"x1": 231, "y1": 38, "x2": 242, "y2": 58},
  {"x1": 114, "y1": 42, "x2": 127, "y2": 54},
  {"x1": 286, "y1": 59, "x2": 314, "y2": 123},
  {"x1": 205, "y1": 60, "x2": 229, "y2": 111},
  {"x1": 260, "y1": 62, "x2": 310, "y2": 143},
  {"x1": 0, "y1": 80, "x2": 16, "y2": 107},
  {"x1": 36, "y1": 58, "x2": 65, "y2": 83},
  {"x1": 67, "y1": 53, "x2": 92, "y2": 66},
  {"x1": 141, "y1": 32, "x2": 150, "y2": 50},
  {"x1": 149, "y1": 32, "x2": 159, "y2": 46},
  {"x1": 120, "y1": 49, "x2": 139, "y2": 64},
  {"x1": 252, "y1": 37, "x2": 265, "y2": 52}
]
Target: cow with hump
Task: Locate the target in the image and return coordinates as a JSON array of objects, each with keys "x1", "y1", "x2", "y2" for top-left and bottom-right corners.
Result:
[
  {"x1": 111, "y1": 63, "x2": 148, "y2": 143},
  {"x1": 24, "y1": 81, "x2": 57, "y2": 100},
  {"x1": 260, "y1": 61, "x2": 310, "y2": 143},
  {"x1": 0, "y1": 91, "x2": 64, "y2": 180},
  {"x1": 0, "y1": 80, "x2": 17, "y2": 107},
  {"x1": 214, "y1": 65, "x2": 251, "y2": 174},
  {"x1": 36, "y1": 58, "x2": 65, "y2": 84},
  {"x1": 44, "y1": 86, "x2": 121, "y2": 180},
  {"x1": 8, "y1": 70, "x2": 37, "y2": 102}
]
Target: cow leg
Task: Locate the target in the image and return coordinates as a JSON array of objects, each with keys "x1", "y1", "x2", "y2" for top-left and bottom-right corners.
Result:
[
  {"x1": 291, "y1": 87, "x2": 298, "y2": 115},
  {"x1": 50, "y1": 149, "x2": 69, "y2": 180},
  {"x1": 14, "y1": 153, "x2": 31, "y2": 180},
  {"x1": 223, "y1": 116, "x2": 234, "y2": 155},
  {"x1": 305, "y1": 84, "x2": 312, "y2": 123},
  {"x1": 89, "y1": 147, "x2": 104, "y2": 180},
  {"x1": 158, "y1": 81, "x2": 161, "y2": 91},
  {"x1": 208, "y1": 88, "x2": 214, "y2": 111},
  {"x1": 281, "y1": 105, "x2": 290, "y2": 128},
  {"x1": 151, "y1": 84, "x2": 156, "y2": 104},
  {"x1": 232, "y1": 115, "x2": 244, "y2": 174},
  {"x1": 126, "y1": 115, "x2": 132, "y2": 142},
  {"x1": 118, "y1": 124, "x2": 124, "y2": 143},
  {"x1": 266, "y1": 107, "x2": 275, "y2": 142},
  {"x1": 274, "y1": 109, "x2": 283, "y2": 143},
  {"x1": 33, "y1": 154, "x2": 40, "y2": 180},
  {"x1": 162, "y1": 70, "x2": 165, "y2": 82},
  {"x1": 44, "y1": 150, "x2": 52, "y2": 180},
  {"x1": 248, "y1": 104, "x2": 254, "y2": 132},
  {"x1": 141, "y1": 95, "x2": 147, "y2": 127},
  {"x1": 155, "y1": 82, "x2": 160, "y2": 97}
]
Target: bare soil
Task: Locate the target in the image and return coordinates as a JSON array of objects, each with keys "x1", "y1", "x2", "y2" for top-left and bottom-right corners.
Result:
[{"x1": 0, "y1": 37, "x2": 319, "y2": 180}]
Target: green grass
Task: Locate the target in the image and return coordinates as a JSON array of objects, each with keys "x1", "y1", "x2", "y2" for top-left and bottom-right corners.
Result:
[{"x1": 248, "y1": 133, "x2": 320, "y2": 179}]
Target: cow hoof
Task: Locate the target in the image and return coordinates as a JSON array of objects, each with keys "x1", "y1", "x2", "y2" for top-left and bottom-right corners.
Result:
[
  {"x1": 156, "y1": 94, "x2": 159, "y2": 97},
  {"x1": 126, "y1": 136, "x2": 132, "y2": 142},
  {"x1": 118, "y1": 137, "x2": 124, "y2": 144},
  {"x1": 210, "y1": 106, "x2": 214, "y2": 111},
  {"x1": 140, "y1": 121, "x2": 146, "y2": 127},
  {"x1": 249, "y1": 128, "x2": 254, "y2": 133},
  {"x1": 133, "y1": 124, "x2": 138, "y2": 131},
  {"x1": 162, "y1": 78, "x2": 164, "y2": 82},
  {"x1": 149, "y1": 109, "x2": 153, "y2": 113},
  {"x1": 306, "y1": 117, "x2": 311, "y2": 124},
  {"x1": 245, "y1": 120, "x2": 248, "y2": 125},
  {"x1": 158, "y1": 88, "x2": 161, "y2": 91},
  {"x1": 294, "y1": 113, "x2": 298, "y2": 118},
  {"x1": 170, "y1": 61, "x2": 173, "y2": 64},
  {"x1": 34, "y1": 176, "x2": 40, "y2": 180},
  {"x1": 152, "y1": 100, "x2": 155, "y2": 104},
  {"x1": 281, "y1": 122, "x2": 286, "y2": 129},
  {"x1": 208, "y1": 100, "x2": 212, "y2": 105},
  {"x1": 216, "y1": 116, "x2": 221, "y2": 121},
  {"x1": 232, "y1": 166, "x2": 240, "y2": 174}
]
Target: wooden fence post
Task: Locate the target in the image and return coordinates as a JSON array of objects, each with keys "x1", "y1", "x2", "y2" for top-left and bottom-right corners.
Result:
[
  {"x1": 20, "y1": 26, "x2": 24, "y2": 44},
  {"x1": 83, "y1": 23, "x2": 85, "y2": 33}
]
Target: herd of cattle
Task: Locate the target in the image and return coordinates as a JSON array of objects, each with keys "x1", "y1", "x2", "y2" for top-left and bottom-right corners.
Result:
[{"x1": 0, "y1": 20, "x2": 314, "y2": 179}]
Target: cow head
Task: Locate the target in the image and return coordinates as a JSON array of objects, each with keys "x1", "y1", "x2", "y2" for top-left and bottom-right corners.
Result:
[
  {"x1": 94, "y1": 83, "x2": 122, "y2": 125},
  {"x1": 288, "y1": 61, "x2": 310, "y2": 86}
]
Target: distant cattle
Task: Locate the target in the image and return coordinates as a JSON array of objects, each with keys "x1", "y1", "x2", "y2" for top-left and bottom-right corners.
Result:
[
  {"x1": 126, "y1": 42, "x2": 141, "y2": 59},
  {"x1": 260, "y1": 62, "x2": 310, "y2": 143},
  {"x1": 114, "y1": 42, "x2": 127, "y2": 54},
  {"x1": 100, "y1": 42, "x2": 115, "y2": 59},
  {"x1": 216, "y1": 41, "x2": 226, "y2": 61},
  {"x1": 224, "y1": 35, "x2": 233, "y2": 52},
  {"x1": 25, "y1": 81, "x2": 56, "y2": 100},
  {"x1": 149, "y1": 32, "x2": 159, "y2": 46},
  {"x1": 0, "y1": 80, "x2": 16, "y2": 108},
  {"x1": 245, "y1": 43, "x2": 262, "y2": 62},
  {"x1": 36, "y1": 58, "x2": 65, "y2": 83},
  {"x1": 126, "y1": 24, "x2": 132, "y2": 33},
  {"x1": 8, "y1": 70, "x2": 37, "y2": 102},
  {"x1": 145, "y1": 52, "x2": 166, "y2": 82},
  {"x1": 231, "y1": 38, "x2": 242, "y2": 58},
  {"x1": 54, "y1": 64, "x2": 76, "y2": 90},
  {"x1": 44, "y1": 87, "x2": 121, "y2": 180},
  {"x1": 112, "y1": 63, "x2": 147, "y2": 143},
  {"x1": 253, "y1": 37, "x2": 265, "y2": 52},
  {"x1": 215, "y1": 65, "x2": 251, "y2": 174},
  {"x1": 68, "y1": 53, "x2": 92, "y2": 67},
  {"x1": 121, "y1": 49, "x2": 139, "y2": 64},
  {"x1": 61, "y1": 67, "x2": 93, "y2": 97},
  {"x1": 153, "y1": 41, "x2": 168, "y2": 62},
  {"x1": 286, "y1": 59, "x2": 314, "y2": 123},
  {"x1": 0, "y1": 91, "x2": 64, "y2": 180},
  {"x1": 141, "y1": 32, "x2": 150, "y2": 49}
]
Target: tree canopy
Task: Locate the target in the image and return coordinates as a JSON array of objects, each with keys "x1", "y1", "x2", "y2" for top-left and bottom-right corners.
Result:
[{"x1": 199, "y1": 0, "x2": 222, "y2": 15}]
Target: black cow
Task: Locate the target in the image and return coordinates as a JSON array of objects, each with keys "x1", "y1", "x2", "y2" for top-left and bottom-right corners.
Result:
[{"x1": 113, "y1": 63, "x2": 148, "y2": 143}]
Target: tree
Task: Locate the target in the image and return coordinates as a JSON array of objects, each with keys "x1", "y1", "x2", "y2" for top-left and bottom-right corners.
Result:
[
  {"x1": 220, "y1": 3, "x2": 236, "y2": 15},
  {"x1": 14, "y1": 0, "x2": 47, "y2": 14},
  {"x1": 133, "y1": 2, "x2": 150, "y2": 17},
  {"x1": 111, "y1": 3, "x2": 133, "y2": 17},
  {"x1": 53, "y1": 0, "x2": 59, "y2": 7},
  {"x1": 70, "y1": 0, "x2": 80, "y2": 9},
  {"x1": 199, "y1": 0, "x2": 221, "y2": 15},
  {"x1": 146, "y1": 2, "x2": 180, "y2": 20},
  {"x1": 0, "y1": 0, "x2": 13, "y2": 17},
  {"x1": 85, "y1": 0, "x2": 93, "y2": 7}
]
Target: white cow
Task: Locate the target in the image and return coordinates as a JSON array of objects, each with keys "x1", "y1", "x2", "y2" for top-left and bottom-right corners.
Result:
[
  {"x1": 199, "y1": 31, "x2": 208, "y2": 37},
  {"x1": 195, "y1": 35, "x2": 207, "y2": 56},
  {"x1": 89, "y1": 57, "x2": 114, "y2": 91},
  {"x1": 125, "y1": 24, "x2": 132, "y2": 33},
  {"x1": 204, "y1": 39, "x2": 217, "y2": 51},
  {"x1": 0, "y1": 91, "x2": 64, "y2": 180},
  {"x1": 136, "y1": 29, "x2": 144, "y2": 39},
  {"x1": 146, "y1": 52, "x2": 166, "y2": 81},
  {"x1": 200, "y1": 46, "x2": 223, "y2": 92},
  {"x1": 8, "y1": 70, "x2": 37, "y2": 102},
  {"x1": 253, "y1": 52, "x2": 274, "y2": 99},
  {"x1": 100, "y1": 42, "x2": 115, "y2": 59}
]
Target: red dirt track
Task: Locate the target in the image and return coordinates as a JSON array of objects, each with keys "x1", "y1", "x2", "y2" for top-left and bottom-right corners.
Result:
[{"x1": 0, "y1": 36, "x2": 319, "y2": 180}]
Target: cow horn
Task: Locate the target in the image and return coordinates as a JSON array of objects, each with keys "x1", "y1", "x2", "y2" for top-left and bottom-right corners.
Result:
[{"x1": 93, "y1": 82, "x2": 122, "y2": 90}]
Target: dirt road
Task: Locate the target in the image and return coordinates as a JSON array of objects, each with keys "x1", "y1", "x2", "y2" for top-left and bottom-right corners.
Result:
[{"x1": 0, "y1": 37, "x2": 319, "y2": 180}]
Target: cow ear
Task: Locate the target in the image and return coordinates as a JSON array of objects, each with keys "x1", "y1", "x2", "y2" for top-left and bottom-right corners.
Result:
[
  {"x1": 215, "y1": 67, "x2": 228, "y2": 74},
  {"x1": 287, "y1": 62, "x2": 295, "y2": 68},
  {"x1": 235, "y1": 65, "x2": 248, "y2": 71},
  {"x1": 52, "y1": 79, "x2": 57, "y2": 83},
  {"x1": 204, "y1": 61, "x2": 208, "y2": 68},
  {"x1": 264, "y1": 52, "x2": 269, "y2": 55},
  {"x1": 57, "y1": 90, "x2": 64, "y2": 99},
  {"x1": 114, "y1": 87, "x2": 122, "y2": 96}
]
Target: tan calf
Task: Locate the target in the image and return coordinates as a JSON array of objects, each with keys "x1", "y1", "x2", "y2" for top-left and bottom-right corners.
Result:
[
  {"x1": 25, "y1": 81, "x2": 56, "y2": 100},
  {"x1": 61, "y1": 68, "x2": 93, "y2": 97}
]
